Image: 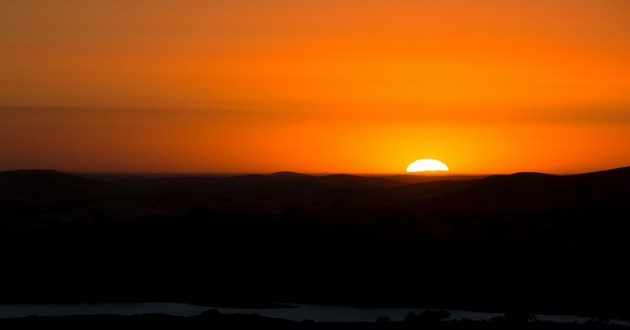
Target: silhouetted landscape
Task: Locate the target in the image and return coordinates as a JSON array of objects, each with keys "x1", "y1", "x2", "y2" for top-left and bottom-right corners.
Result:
[
  {"x1": 1, "y1": 167, "x2": 629, "y2": 325},
  {"x1": 4, "y1": 0, "x2": 629, "y2": 327},
  {"x1": 2, "y1": 309, "x2": 629, "y2": 329}
]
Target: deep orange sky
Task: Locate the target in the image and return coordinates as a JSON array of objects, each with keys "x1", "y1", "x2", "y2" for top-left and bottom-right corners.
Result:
[{"x1": 1, "y1": 0, "x2": 629, "y2": 174}]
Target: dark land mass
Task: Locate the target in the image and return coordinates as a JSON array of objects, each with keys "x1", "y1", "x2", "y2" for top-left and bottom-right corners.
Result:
[
  {"x1": 1, "y1": 167, "x2": 629, "y2": 321},
  {"x1": 0, "y1": 310, "x2": 627, "y2": 329}
]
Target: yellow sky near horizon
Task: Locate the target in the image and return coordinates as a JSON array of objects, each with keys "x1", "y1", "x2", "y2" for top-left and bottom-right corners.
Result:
[{"x1": 1, "y1": 0, "x2": 629, "y2": 173}]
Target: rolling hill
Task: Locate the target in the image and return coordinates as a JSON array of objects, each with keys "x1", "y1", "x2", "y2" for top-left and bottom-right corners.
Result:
[{"x1": 0, "y1": 167, "x2": 629, "y2": 320}]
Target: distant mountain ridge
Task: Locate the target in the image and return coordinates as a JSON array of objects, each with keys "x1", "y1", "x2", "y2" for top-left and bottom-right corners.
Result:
[
  {"x1": 422, "y1": 166, "x2": 630, "y2": 212},
  {"x1": 1, "y1": 166, "x2": 628, "y2": 219},
  {"x1": 1, "y1": 167, "x2": 629, "y2": 201},
  {"x1": 0, "y1": 169, "x2": 120, "y2": 199}
]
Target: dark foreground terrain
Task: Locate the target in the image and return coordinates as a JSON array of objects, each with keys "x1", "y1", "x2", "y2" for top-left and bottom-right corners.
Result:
[
  {"x1": 1, "y1": 167, "x2": 629, "y2": 320},
  {"x1": 1, "y1": 310, "x2": 627, "y2": 329}
]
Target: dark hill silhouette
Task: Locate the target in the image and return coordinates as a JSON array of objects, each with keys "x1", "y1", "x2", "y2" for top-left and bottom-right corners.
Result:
[
  {"x1": 392, "y1": 180, "x2": 472, "y2": 201},
  {"x1": 0, "y1": 169, "x2": 118, "y2": 198},
  {"x1": 317, "y1": 174, "x2": 402, "y2": 187},
  {"x1": 269, "y1": 171, "x2": 313, "y2": 178},
  {"x1": 420, "y1": 166, "x2": 630, "y2": 214},
  {"x1": 1, "y1": 167, "x2": 629, "y2": 321},
  {"x1": 0, "y1": 170, "x2": 127, "y2": 216},
  {"x1": 0, "y1": 170, "x2": 154, "y2": 220},
  {"x1": 385, "y1": 174, "x2": 485, "y2": 184}
]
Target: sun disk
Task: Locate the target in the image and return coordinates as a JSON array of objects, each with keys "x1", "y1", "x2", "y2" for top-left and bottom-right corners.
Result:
[{"x1": 407, "y1": 159, "x2": 449, "y2": 172}]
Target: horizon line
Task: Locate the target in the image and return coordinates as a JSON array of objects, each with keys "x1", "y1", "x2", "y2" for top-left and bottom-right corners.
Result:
[{"x1": 3, "y1": 166, "x2": 629, "y2": 177}]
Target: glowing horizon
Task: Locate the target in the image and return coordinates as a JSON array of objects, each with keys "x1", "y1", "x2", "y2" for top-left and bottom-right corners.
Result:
[{"x1": 1, "y1": 1, "x2": 629, "y2": 174}]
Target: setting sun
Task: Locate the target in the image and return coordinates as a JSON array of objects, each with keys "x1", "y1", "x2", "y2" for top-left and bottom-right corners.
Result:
[{"x1": 406, "y1": 159, "x2": 449, "y2": 172}]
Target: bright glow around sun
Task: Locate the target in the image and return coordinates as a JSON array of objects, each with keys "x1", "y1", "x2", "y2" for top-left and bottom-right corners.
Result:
[{"x1": 407, "y1": 159, "x2": 449, "y2": 172}]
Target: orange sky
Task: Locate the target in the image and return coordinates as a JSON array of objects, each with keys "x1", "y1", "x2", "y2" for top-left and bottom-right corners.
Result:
[{"x1": 1, "y1": 0, "x2": 629, "y2": 174}]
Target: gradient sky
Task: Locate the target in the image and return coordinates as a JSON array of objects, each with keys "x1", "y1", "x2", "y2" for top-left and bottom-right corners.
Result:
[{"x1": 1, "y1": 0, "x2": 629, "y2": 174}]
